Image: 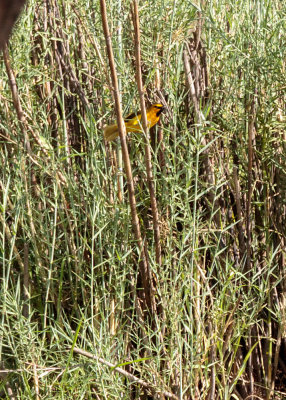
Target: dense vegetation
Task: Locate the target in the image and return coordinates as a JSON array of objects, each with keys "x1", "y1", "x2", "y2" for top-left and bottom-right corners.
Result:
[{"x1": 1, "y1": 0, "x2": 286, "y2": 398}]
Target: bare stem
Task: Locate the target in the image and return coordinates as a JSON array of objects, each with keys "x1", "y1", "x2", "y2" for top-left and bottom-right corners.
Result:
[
  {"x1": 100, "y1": 0, "x2": 154, "y2": 313},
  {"x1": 132, "y1": 0, "x2": 162, "y2": 267},
  {"x1": 73, "y1": 347, "x2": 179, "y2": 400},
  {"x1": 246, "y1": 90, "x2": 257, "y2": 273}
]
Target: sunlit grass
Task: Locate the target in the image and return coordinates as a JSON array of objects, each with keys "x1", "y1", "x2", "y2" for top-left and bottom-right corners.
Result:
[{"x1": 0, "y1": 0, "x2": 285, "y2": 398}]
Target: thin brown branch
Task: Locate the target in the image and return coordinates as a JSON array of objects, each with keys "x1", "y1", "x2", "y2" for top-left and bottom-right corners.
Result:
[
  {"x1": 132, "y1": 0, "x2": 162, "y2": 269},
  {"x1": 3, "y1": 43, "x2": 32, "y2": 154},
  {"x1": 0, "y1": 210, "x2": 24, "y2": 272},
  {"x1": 55, "y1": 46, "x2": 89, "y2": 108},
  {"x1": 183, "y1": 41, "x2": 222, "y2": 232},
  {"x1": 73, "y1": 347, "x2": 179, "y2": 400},
  {"x1": 72, "y1": 6, "x2": 110, "y2": 82},
  {"x1": 100, "y1": 0, "x2": 153, "y2": 313},
  {"x1": 22, "y1": 243, "x2": 30, "y2": 318},
  {"x1": 233, "y1": 165, "x2": 246, "y2": 258},
  {"x1": 246, "y1": 91, "x2": 257, "y2": 273},
  {"x1": 183, "y1": 47, "x2": 199, "y2": 116},
  {"x1": 3, "y1": 43, "x2": 67, "y2": 185},
  {"x1": 194, "y1": 12, "x2": 202, "y2": 50},
  {"x1": 33, "y1": 362, "x2": 40, "y2": 400},
  {"x1": 269, "y1": 294, "x2": 282, "y2": 398},
  {"x1": 207, "y1": 322, "x2": 216, "y2": 400}
]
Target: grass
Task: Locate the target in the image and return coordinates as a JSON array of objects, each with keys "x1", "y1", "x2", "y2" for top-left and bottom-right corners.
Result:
[{"x1": 0, "y1": 0, "x2": 286, "y2": 398}]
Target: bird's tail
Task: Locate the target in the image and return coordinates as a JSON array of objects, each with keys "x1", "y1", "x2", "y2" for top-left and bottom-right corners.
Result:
[{"x1": 104, "y1": 124, "x2": 119, "y2": 142}]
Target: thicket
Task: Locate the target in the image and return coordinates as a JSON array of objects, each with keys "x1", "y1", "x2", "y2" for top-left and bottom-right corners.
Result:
[{"x1": 0, "y1": 0, "x2": 286, "y2": 398}]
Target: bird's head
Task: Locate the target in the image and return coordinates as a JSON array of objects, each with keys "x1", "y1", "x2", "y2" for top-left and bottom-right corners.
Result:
[{"x1": 151, "y1": 103, "x2": 165, "y2": 116}]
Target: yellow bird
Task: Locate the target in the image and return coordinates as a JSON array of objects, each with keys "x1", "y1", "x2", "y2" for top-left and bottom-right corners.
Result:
[{"x1": 104, "y1": 103, "x2": 164, "y2": 142}]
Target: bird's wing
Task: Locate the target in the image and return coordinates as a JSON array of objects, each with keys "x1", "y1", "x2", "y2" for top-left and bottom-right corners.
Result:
[{"x1": 124, "y1": 110, "x2": 141, "y2": 122}]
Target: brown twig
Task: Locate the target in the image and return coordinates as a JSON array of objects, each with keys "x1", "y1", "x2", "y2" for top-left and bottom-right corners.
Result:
[
  {"x1": 0, "y1": 210, "x2": 24, "y2": 272},
  {"x1": 2, "y1": 43, "x2": 32, "y2": 154},
  {"x1": 233, "y1": 165, "x2": 246, "y2": 258},
  {"x1": 71, "y1": 5, "x2": 110, "y2": 85},
  {"x1": 55, "y1": 45, "x2": 89, "y2": 108},
  {"x1": 183, "y1": 47, "x2": 199, "y2": 116},
  {"x1": 132, "y1": 0, "x2": 162, "y2": 269},
  {"x1": 207, "y1": 321, "x2": 216, "y2": 400},
  {"x1": 22, "y1": 243, "x2": 30, "y2": 318},
  {"x1": 183, "y1": 42, "x2": 222, "y2": 232},
  {"x1": 100, "y1": 0, "x2": 153, "y2": 313},
  {"x1": 33, "y1": 362, "x2": 40, "y2": 400},
  {"x1": 73, "y1": 347, "x2": 179, "y2": 400},
  {"x1": 3, "y1": 43, "x2": 67, "y2": 185},
  {"x1": 269, "y1": 290, "x2": 282, "y2": 398},
  {"x1": 246, "y1": 90, "x2": 257, "y2": 273}
]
